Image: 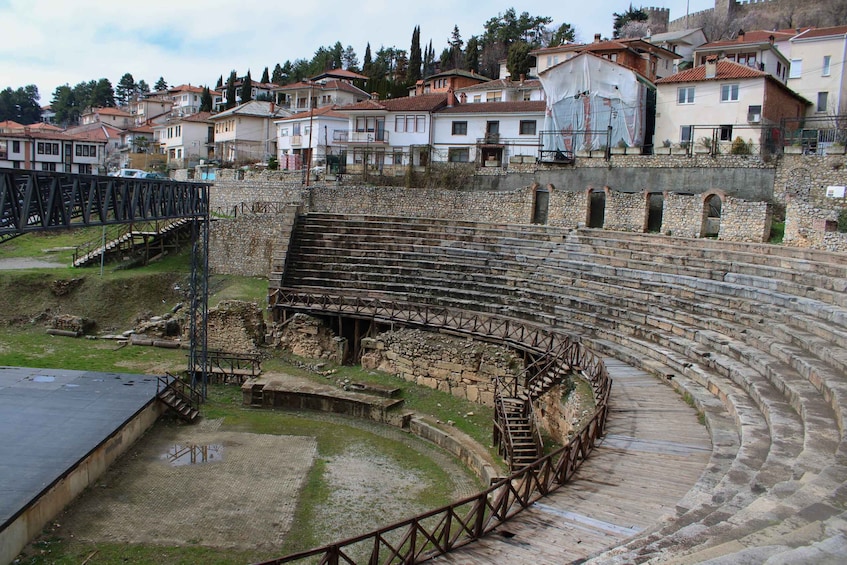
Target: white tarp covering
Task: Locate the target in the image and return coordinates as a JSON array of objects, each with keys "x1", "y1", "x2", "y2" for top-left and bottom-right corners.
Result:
[{"x1": 539, "y1": 52, "x2": 648, "y2": 153}]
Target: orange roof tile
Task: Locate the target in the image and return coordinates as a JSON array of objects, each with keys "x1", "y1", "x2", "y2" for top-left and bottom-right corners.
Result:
[
  {"x1": 656, "y1": 60, "x2": 769, "y2": 83},
  {"x1": 794, "y1": 25, "x2": 847, "y2": 39},
  {"x1": 436, "y1": 101, "x2": 546, "y2": 114},
  {"x1": 340, "y1": 94, "x2": 448, "y2": 113}
]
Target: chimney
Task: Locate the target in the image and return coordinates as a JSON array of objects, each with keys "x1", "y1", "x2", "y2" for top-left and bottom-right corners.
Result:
[
  {"x1": 705, "y1": 56, "x2": 717, "y2": 79},
  {"x1": 768, "y1": 34, "x2": 775, "y2": 45},
  {"x1": 519, "y1": 73, "x2": 526, "y2": 85},
  {"x1": 459, "y1": 92, "x2": 467, "y2": 103},
  {"x1": 270, "y1": 101, "x2": 275, "y2": 113},
  {"x1": 594, "y1": 33, "x2": 602, "y2": 43},
  {"x1": 447, "y1": 88, "x2": 455, "y2": 107},
  {"x1": 737, "y1": 29, "x2": 745, "y2": 42},
  {"x1": 371, "y1": 91, "x2": 379, "y2": 100}
]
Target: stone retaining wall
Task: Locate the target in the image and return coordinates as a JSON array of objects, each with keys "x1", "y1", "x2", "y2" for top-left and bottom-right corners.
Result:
[{"x1": 360, "y1": 329, "x2": 522, "y2": 406}]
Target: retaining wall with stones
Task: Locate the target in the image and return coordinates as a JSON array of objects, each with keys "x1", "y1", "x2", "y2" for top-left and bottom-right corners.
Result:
[{"x1": 360, "y1": 329, "x2": 522, "y2": 407}]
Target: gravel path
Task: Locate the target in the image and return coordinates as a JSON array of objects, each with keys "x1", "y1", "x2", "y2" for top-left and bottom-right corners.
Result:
[{"x1": 0, "y1": 257, "x2": 66, "y2": 269}]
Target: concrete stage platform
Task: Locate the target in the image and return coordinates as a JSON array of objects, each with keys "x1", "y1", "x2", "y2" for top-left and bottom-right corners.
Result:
[{"x1": 0, "y1": 366, "x2": 165, "y2": 564}]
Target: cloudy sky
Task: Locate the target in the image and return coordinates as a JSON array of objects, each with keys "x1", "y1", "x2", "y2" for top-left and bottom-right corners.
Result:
[{"x1": 1, "y1": 0, "x2": 714, "y2": 104}]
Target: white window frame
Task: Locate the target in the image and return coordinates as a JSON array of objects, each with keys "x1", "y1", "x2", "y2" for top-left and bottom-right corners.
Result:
[
  {"x1": 677, "y1": 86, "x2": 695, "y2": 104},
  {"x1": 789, "y1": 59, "x2": 802, "y2": 79},
  {"x1": 720, "y1": 84, "x2": 739, "y2": 102},
  {"x1": 822, "y1": 55, "x2": 831, "y2": 77},
  {"x1": 817, "y1": 91, "x2": 829, "y2": 113}
]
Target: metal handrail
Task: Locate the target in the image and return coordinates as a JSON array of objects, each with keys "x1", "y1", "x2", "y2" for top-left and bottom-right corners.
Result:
[{"x1": 259, "y1": 289, "x2": 612, "y2": 564}]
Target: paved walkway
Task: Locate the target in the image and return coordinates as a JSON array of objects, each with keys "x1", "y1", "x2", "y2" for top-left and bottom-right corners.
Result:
[{"x1": 433, "y1": 358, "x2": 714, "y2": 564}]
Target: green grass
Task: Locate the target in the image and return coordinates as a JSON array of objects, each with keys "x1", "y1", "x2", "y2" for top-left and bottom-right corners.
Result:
[
  {"x1": 0, "y1": 228, "x2": 105, "y2": 262},
  {"x1": 769, "y1": 221, "x2": 785, "y2": 244}
]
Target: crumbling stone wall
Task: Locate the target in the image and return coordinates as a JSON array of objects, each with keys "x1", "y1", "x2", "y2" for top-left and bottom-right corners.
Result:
[
  {"x1": 720, "y1": 196, "x2": 772, "y2": 242},
  {"x1": 360, "y1": 329, "x2": 522, "y2": 406},
  {"x1": 274, "y1": 313, "x2": 345, "y2": 363},
  {"x1": 205, "y1": 300, "x2": 266, "y2": 354},
  {"x1": 208, "y1": 207, "x2": 298, "y2": 277}
]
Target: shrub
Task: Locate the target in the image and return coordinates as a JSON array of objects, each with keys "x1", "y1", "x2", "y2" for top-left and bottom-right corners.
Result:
[
  {"x1": 838, "y1": 208, "x2": 847, "y2": 233},
  {"x1": 730, "y1": 136, "x2": 751, "y2": 155}
]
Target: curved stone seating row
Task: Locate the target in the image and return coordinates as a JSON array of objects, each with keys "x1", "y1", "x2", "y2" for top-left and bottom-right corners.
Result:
[{"x1": 279, "y1": 213, "x2": 847, "y2": 562}]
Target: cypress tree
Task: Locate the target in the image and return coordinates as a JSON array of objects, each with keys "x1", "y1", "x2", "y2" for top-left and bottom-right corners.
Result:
[
  {"x1": 406, "y1": 26, "x2": 422, "y2": 85},
  {"x1": 240, "y1": 70, "x2": 253, "y2": 103}
]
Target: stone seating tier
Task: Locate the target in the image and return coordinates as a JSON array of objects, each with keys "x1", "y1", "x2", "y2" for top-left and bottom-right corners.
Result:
[{"x1": 275, "y1": 213, "x2": 847, "y2": 562}]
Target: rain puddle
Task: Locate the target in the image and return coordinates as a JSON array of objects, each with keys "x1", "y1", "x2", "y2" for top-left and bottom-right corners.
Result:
[
  {"x1": 32, "y1": 375, "x2": 55, "y2": 383},
  {"x1": 160, "y1": 444, "x2": 224, "y2": 466}
]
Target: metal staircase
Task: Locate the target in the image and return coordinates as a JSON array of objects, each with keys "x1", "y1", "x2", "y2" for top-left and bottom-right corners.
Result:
[{"x1": 156, "y1": 373, "x2": 201, "y2": 423}]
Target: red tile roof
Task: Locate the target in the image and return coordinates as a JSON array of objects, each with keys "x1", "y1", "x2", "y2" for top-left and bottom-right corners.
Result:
[
  {"x1": 656, "y1": 60, "x2": 769, "y2": 83},
  {"x1": 89, "y1": 107, "x2": 132, "y2": 117},
  {"x1": 457, "y1": 78, "x2": 542, "y2": 92},
  {"x1": 436, "y1": 101, "x2": 546, "y2": 114},
  {"x1": 181, "y1": 111, "x2": 214, "y2": 123},
  {"x1": 0, "y1": 120, "x2": 24, "y2": 130},
  {"x1": 699, "y1": 29, "x2": 800, "y2": 49},
  {"x1": 341, "y1": 94, "x2": 449, "y2": 113},
  {"x1": 795, "y1": 25, "x2": 847, "y2": 39},
  {"x1": 313, "y1": 69, "x2": 369, "y2": 81}
]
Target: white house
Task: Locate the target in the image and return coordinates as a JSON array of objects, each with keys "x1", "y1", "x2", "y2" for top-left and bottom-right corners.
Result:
[
  {"x1": 337, "y1": 94, "x2": 448, "y2": 171},
  {"x1": 0, "y1": 130, "x2": 105, "y2": 174},
  {"x1": 647, "y1": 28, "x2": 708, "y2": 72},
  {"x1": 788, "y1": 25, "x2": 847, "y2": 116},
  {"x1": 153, "y1": 112, "x2": 214, "y2": 168},
  {"x1": 455, "y1": 78, "x2": 545, "y2": 104},
  {"x1": 693, "y1": 29, "x2": 794, "y2": 83},
  {"x1": 654, "y1": 59, "x2": 809, "y2": 153},
  {"x1": 80, "y1": 107, "x2": 133, "y2": 129},
  {"x1": 273, "y1": 79, "x2": 370, "y2": 113},
  {"x1": 432, "y1": 100, "x2": 546, "y2": 166},
  {"x1": 275, "y1": 106, "x2": 349, "y2": 170},
  {"x1": 209, "y1": 100, "x2": 289, "y2": 163},
  {"x1": 129, "y1": 95, "x2": 173, "y2": 126}
]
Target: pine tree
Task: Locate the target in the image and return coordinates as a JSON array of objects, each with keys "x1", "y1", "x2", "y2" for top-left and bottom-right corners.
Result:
[
  {"x1": 363, "y1": 43, "x2": 373, "y2": 78},
  {"x1": 199, "y1": 86, "x2": 213, "y2": 112},
  {"x1": 465, "y1": 36, "x2": 480, "y2": 73},
  {"x1": 136, "y1": 80, "x2": 150, "y2": 94},
  {"x1": 271, "y1": 63, "x2": 284, "y2": 84},
  {"x1": 115, "y1": 73, "x2": 136, "y2": 105},
  {"x1": 225, "y1": 71, "x2": 237, "y2": 109},
  {"x1": 154, "y1": 77, "x2": 168, "y2": 91},
  {"x1": 216, "y1": 75, "x2": 224, "y2": 89},
  {"x1": 342, "y1": 46, "x2": 359, "y2": 71},
  {"x1": 406, "y1": 25, "x2": 422, "y2": 84},
  {"x1": 449, "y1": 25, "x2": 464, "y2": 69},
  {"x1": 261, "y1": 67, "x2": 270, "y2": 84},
  {"x1": 240, "y1": 70, "x2": 253, "y2": 103}
]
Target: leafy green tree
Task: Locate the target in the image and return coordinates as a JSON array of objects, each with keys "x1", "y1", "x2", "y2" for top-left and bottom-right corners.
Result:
[
  {"x1": 225, "y1": 71, "x2": 237, "y2": 109},
  {"x1": 506, "y1": 41, "x2": 533, "y2": 80},
  {"x1": 115, "y1": 72, "x2": 136, "y2": 105},
  {"x1": 154, "y1": 76, "x2": 168, "y2": 91},
  {"x1": 407, "y1": 25, "x2": 422, "y2": 84},
  {"x1": 613, "y1": 4, "x2": 648, "y2": 38},
  {"x1": 260, "y1": 67, "x2": 270, "y2": 84},
  {"x1": 0, "y1": 85, "x2": 41, "y2": 124},
  {"x1": 480, "y1": 8, "x2": 552, "y2": 78},
  {"x1": 549, "y1": 23, "x2": 576, "y2": 46},
  {"x1": 240, "y1": 69, "x2": 253, "y2": 103},
  {"x1": 271, "y1": 63, "x2": 285, "y2": 84},
  {"x1": 199, "y1": 86, "x2": 213, "y2": 112},
  {"x1": 465, "y1": 36, "x2": 480, "y2": 73}
]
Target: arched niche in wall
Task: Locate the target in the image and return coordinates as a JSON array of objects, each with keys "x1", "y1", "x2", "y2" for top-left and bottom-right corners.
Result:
[{"x1": 700, "y1": 190, "x2": 726, "y2": 238}]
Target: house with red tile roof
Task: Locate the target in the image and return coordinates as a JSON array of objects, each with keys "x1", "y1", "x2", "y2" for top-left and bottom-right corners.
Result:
[
  {"x1": 153, "y1": 112, "x2": 214, "y2": 168},
  {"x1": 693, "y1": 29, "x2": 797, "y2": 83},
  {"x1": 80, "y1": 106, "x2": 133, "y2": 129},
  {"x1": 532, "y1": 35, "x2": 681, "y2": 82},
  {"x1": 0, "y1": 129, "x2": 105, "y2": 174},
  {"x1": 273, "y1": 78, "x2": 370, "y2": 114},
  {"x1": 274, "y1": 106, "x2": 350, "y2": 172},
  {"x1": 410, "y1": 69, "x2": 490, "y2": 96},
  {"x1": 64, "y1": 122, "x2": 125, "y2": 169},
  {"x1": 654, "y1": 59, "x2": 809, "y2": 154},
  {"x1": 432, "y1": 100, "x2": 546, "y2": 167},
  {"x1": 788, "y1": 25, "x2": 847, "y2": 116},
  {"x1": 335, "y1": 94, "x2": 449, "y2": 172},
  {"x1": 210, "y1": 100, "x2": 289, "y2": 163}
]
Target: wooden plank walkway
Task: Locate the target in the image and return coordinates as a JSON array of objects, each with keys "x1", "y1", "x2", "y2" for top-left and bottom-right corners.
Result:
[{"x1": 431, "y1": 358, "x2": 714, "y2": 564}]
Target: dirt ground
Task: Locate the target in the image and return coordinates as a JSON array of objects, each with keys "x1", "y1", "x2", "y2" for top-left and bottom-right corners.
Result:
[{"x1": 51, "y1": 411, "x2": 481, "y2": 556}]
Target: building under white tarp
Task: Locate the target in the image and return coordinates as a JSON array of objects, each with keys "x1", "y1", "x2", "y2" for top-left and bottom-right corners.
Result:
[{"x1": 539, "y1": 52, "x2": 653, "y2": 156}]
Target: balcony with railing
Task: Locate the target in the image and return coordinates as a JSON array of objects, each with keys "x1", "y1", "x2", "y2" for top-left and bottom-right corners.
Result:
[{"x1": 338, "y1": 130, "x2": 390, "y2": 144}]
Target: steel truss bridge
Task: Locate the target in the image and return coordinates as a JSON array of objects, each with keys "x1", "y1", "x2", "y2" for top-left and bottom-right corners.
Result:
[{"x1": 0, "y1": 167, "x2": 211, "y2": 394}]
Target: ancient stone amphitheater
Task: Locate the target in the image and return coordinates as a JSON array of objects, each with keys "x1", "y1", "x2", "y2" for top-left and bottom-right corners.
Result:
[{"x1": 259, "y1": 211, "x2": 846, "y2": 564}]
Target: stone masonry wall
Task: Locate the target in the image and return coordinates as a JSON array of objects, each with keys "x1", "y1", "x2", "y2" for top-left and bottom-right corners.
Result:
[
  {"x1": 720, "y1": 196, "x2": 772, "y2": 243},
  {"x1": 662, "y1": 193, "x2": 705, "y2": 238},
  {"x1": 208, "y1": 211, "x2": 295, "y2": 277},
  {"x1": 360, "y1": 329, "x2": 522, "y2": 407},
  {"x1": 605, "y1": 191, "x2": 647, "y2": 232}
]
